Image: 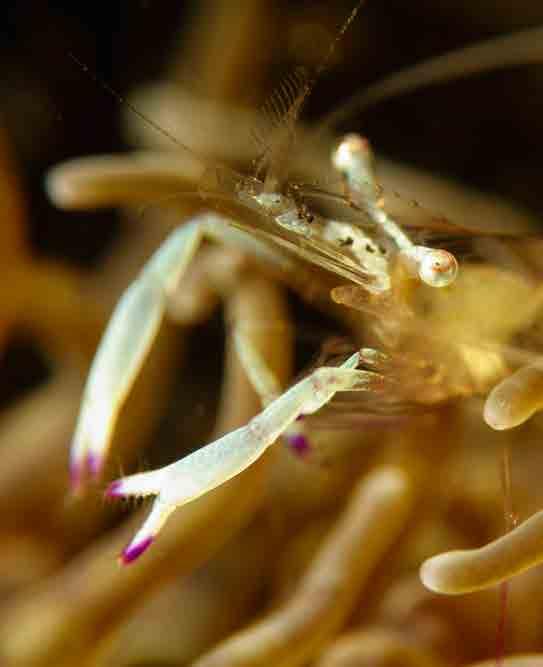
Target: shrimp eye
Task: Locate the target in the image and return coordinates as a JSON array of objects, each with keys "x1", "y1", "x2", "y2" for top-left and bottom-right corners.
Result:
[{"x1": 418, "y1": 249, "x2": 458, "y2": 287}]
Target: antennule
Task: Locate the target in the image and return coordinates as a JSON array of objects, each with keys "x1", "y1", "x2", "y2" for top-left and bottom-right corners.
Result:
[{"x1": 332, "y1": 133, "x2": 459, "y2": 289}]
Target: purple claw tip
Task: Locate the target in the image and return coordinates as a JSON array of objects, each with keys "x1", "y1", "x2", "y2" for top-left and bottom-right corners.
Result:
[
  {"x1": 105, "y1": 480, "x2": 123, "y2": 499},
  {"x1": 120, "y1": 536, "x2": 154, "y2": 565},
  {"x1": 287, "y1": 433, "x2": 311, "y2": 457}
]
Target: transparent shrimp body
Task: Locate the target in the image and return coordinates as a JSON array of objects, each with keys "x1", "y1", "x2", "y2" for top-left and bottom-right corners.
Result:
[
  {"x1": 220, "y1": 170, "x2": 393, "y2": 293},
  {"x1": 66, "y1": 129, "x2": 459, "y2": 562}
]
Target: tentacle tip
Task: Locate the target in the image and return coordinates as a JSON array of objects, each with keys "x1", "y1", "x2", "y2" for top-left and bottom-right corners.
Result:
[
  {"x1": 419, "y1": 555, "x2": 454, "y2": 594},
  {"x1": 45, "y1": 165, "x2": 81, "y2": 208},
  {"x1": 483, "y1": 415, "x2": 510, "y2": 431},
  {"x1": 483, "y1": 396, "x2": 519, "y2": 431},
  {"x1": 119, "y1": 536, "x2": 155, "y2": 565},
  {"x1": 419, "y1": 557, "x2": 439, "y2": 592}
]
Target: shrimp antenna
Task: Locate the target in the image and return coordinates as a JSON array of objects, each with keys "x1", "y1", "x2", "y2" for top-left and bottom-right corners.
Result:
[
  {"x1": 300, "y1": 0, "x2": 367, "y2": 110},
  {"x1": 253, "y1": 0, "x2": 367, "y2": 187},
  {"x1": 320, "y1": 24, "x2": 543, "y2": 131},
  {"x1": 320, "y1": 1, "x2": 367, "y2": 75},
  {"x1": 68, "y1": 52, "x2": 194, "y2": 156},
  {"x1": 282, "y1": 0, "x2": 368, "y2": 120}
]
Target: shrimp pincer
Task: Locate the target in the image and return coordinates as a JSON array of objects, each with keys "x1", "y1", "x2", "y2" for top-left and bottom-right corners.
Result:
[{"x1": 106, "y1": 351, "x2": 384, "y2": 563}]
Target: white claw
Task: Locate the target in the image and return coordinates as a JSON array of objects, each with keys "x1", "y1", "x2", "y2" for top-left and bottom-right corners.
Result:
[
  {"x1": 70, "y1": 221, "x2": 202, "y2": 491},
  {"x1": 70, "y1": 278, "x2": 165, "y2": 489},
  {"x1": 106, "y1": 352, "x2": 385, "y2": 563},
  {"x1": 118, "y1": 500, "x2": 174, "y2": 565}
]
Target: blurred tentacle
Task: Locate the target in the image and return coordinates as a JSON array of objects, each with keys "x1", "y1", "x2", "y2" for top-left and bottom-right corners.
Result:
[
  {"x1": 315, "y1": 627, "x2": 449, "y2": 667},
  {"x1": 421, "y1": 507, "x2": 543, "y2": 594},
  {"x1": 466, "y1": 657, "x2": 543, "y2": 667},
  {"x1": 193, "y1": 465, "x2": 412, "y2": 667},
  {"x1": 46, "y1": 152, "x2": 206, "y2": 210},
  {"x1": 321, "y1": 25, "x2": 543, "y2": 131}
]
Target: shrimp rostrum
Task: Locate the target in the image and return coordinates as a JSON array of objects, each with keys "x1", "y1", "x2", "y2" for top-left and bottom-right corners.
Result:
[{"x1": 47, "y1": 11, "x2": 543, "y2": 565}]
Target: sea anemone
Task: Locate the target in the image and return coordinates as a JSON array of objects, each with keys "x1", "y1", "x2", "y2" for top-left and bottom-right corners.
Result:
[{"x1": 2, "y1": 2, "x2": 543, "y2": 666}]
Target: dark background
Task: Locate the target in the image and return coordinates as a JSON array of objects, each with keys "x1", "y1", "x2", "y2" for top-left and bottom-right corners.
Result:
[{"x1": 2, "y1": 0, "x2": 543, "y2": 263}]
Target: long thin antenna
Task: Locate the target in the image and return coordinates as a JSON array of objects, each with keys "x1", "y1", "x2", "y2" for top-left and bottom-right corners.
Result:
[
  {"x1": 298, "y1": 0, "x2": 367, "y2": 117},
  {"x1": 253, "y1": 1, "x2": 367, "y2": 185},
  {"x1": 69, "y1": 2, "x2": 368, "y2": 175},
  {"x1": 68, "y1": 52, "x2": 194, "y2": 155},
  {"x1": 319, "y1": 1, "x2": 366, "y2": 77}
]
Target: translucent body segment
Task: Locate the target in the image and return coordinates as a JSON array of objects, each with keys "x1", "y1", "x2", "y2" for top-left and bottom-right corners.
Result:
[
  {"x1": 233, "y1": 315, "x2": 310, "y2": 457},
  {"x1": 107, "y1": 352, "x2": 385, "y2": 562},
  {"x1": 199, "y1": 213, "x2": 297, "y2": 276},
  {"x1": 233, "y1": 328, "x2": 282, "y2": 406},
  {"x1": 321, "y1": 219, "x2": 390, "y2": 292},
  {"x1": 70, "y1": 220, "x2": 203, "y2": 488},
  {"x1": 192, "y1": 466, "x2": 412, "y2": 667},
  {"x1": 484, "y1": 360, "x2": 543, "y2": 430},
  {"x1": 331, "y1": 134, "x2": 458, "y2": 288},
  {"x1": 420, "y1": 508, "x2": 543, "y2": 594}
]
